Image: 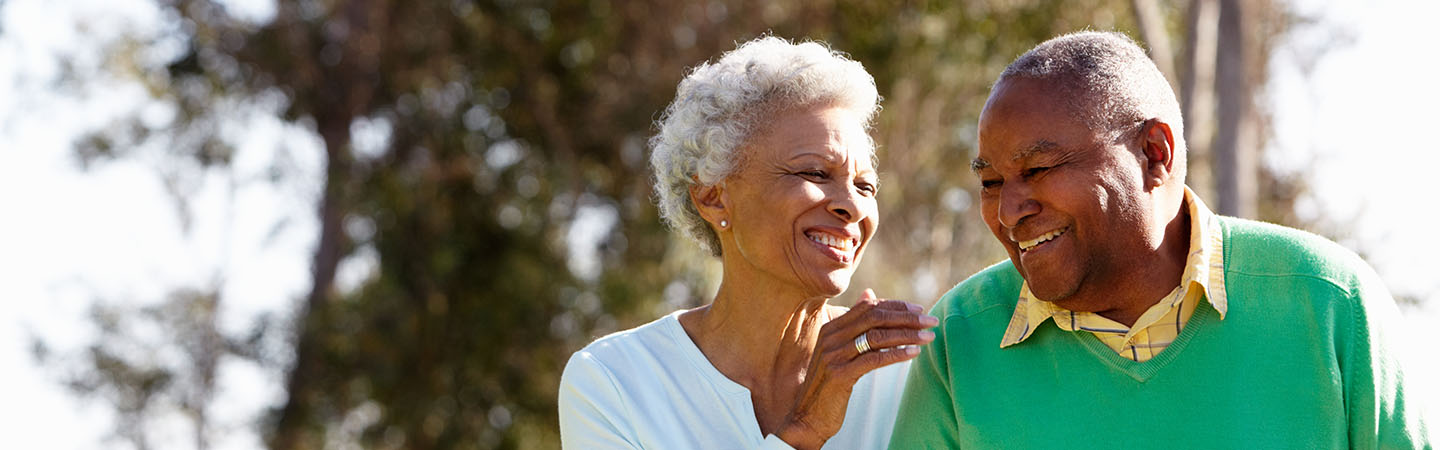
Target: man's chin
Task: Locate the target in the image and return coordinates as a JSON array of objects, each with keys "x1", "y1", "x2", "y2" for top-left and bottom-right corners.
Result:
[{"x1": 1026, "y1": 281, "x2": 1078, "y2": 304}]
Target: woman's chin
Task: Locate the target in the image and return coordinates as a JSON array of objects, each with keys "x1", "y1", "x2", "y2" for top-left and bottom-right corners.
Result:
[{"x1": 805, "y1": 272, "x2": 854, "y2": 298}]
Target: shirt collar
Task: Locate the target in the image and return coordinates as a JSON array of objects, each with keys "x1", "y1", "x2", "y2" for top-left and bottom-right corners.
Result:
[{"x1": 999, "y1": 186, "x2": 1227, "y2": 348}]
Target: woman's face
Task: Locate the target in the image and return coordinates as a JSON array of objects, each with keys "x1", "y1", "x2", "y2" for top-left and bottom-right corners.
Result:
[{"x1": 720, "y1": 105, "x2": 879, "y2": 298}]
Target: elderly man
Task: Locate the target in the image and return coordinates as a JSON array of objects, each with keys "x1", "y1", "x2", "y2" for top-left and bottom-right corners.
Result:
[{"x1": 890, "y1": 31, "x2": 1431, "y2": 448}]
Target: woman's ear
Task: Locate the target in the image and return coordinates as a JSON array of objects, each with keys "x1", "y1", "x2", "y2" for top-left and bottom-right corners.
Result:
[
  {"x1": 1139, "y1": 119, "x2": 1176, "y2": 189},
  {"x1": 690, "y1": 182, "x2": 729, "y2": 230}
]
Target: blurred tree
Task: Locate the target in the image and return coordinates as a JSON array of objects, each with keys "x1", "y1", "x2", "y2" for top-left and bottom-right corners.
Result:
[
  {"x1": 31, "y1": 286, "x2": 276, "y2": 450},
  {"x1": 1165, "y1": 0, "x2": 1301, "y2": 221},
  {"x1": 21, "y1": 0, "x2": 1323, "y2": 448}
]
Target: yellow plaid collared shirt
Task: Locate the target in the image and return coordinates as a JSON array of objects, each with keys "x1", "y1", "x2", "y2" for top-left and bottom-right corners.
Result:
[{"x1": 999, "y1": 187, "x2": 1228, "y2": 362}]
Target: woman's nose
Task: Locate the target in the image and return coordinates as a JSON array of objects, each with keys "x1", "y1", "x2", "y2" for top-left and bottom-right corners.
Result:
[{"x1": 827, "y1": 185, "x2": 864, "y2": 222}]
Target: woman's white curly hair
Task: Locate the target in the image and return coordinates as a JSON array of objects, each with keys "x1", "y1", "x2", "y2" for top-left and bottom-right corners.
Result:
[{"x1": 649, "y1": 36, "x2": 880, "y2": 256}]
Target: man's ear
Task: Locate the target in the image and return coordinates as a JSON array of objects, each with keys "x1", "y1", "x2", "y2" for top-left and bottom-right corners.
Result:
[
  {"x1": 690, "y1": 182, "x2": 729, "y2": 230},
  {"x1": 1139, "y1": 119, "x2": 1176, "y2": 189}
]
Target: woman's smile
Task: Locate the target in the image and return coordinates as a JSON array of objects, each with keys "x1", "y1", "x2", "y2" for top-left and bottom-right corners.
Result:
[{"x1": 804, "y1": 228, "x2": 860, "y2": 264}]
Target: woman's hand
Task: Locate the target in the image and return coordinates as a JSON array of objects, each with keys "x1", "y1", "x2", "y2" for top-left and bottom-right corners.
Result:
[{"x1": 774, "y1": 289, "x2": 938, "y2": 449}]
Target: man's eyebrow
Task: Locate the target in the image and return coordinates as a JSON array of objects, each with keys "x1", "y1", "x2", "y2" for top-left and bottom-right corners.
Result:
[
  {"x1": 970, "y1": 158, "x2": 990, "y2": 172},
  {"x1": 1012, "y1": 140, "x2": 1060, "y2": 161},
  {"x1": 972, "y1": 139, "x2": 1059, "y2": 172}
]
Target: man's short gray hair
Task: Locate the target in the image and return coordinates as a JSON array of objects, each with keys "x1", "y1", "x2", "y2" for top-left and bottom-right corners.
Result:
[
  {"x1": 999, "y1": 31, "x2": 1185, "y2": 151},
  {"x1": 650, "y1": 36, "x2": 880, "y2": 256}
]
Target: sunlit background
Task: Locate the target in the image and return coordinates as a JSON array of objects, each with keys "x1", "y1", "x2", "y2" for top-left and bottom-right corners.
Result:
[{"x1": 1, "y1": 0, "x2": 1435, "y2": 448}]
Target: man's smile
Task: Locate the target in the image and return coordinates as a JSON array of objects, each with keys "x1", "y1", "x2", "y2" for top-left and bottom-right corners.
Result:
[{"x1": 1017, "y1": 227, "x2": 1068, "y2": 253}]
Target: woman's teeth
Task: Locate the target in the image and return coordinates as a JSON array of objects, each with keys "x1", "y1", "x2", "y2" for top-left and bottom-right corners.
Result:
[
  {"x1": 807, "y1": 232, "x2": 856, "y2": 251},
  {"x1": 1019, "y1": 227, "x2": 1067, "y2": 252}
]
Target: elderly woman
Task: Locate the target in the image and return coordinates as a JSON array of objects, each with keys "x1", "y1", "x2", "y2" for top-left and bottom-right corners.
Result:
[{"x1": 558, "y1": 36, "x2": 937, "y2": 449}]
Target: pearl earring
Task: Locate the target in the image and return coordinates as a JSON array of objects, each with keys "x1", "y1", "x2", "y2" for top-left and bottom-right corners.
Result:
[{"x1": 719, "y1": 219, "x2": 729, "y2": 228}]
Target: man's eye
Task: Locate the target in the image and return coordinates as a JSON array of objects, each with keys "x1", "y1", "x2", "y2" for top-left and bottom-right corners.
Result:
[
  {"x1": 980, "y1": 180, "x2": 1001, "y2": 192},
  {"x1": 1023, "y1": 166, "x2": 1050, "y2": 177},
  {"x1": 856, "y1": 182, "x2": 878, "y2": 195},
  {"x1": 798, "y1": 170, "x2": 827, "y2": 178}
]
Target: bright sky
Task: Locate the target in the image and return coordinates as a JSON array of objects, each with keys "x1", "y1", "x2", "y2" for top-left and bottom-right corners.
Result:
[
  {"x1": 1270, "y1": 0, "x2": 1440, "y2": 302},
  {"x1": 0, "y1": 0, "x2": 1435, "y2": 448},
  {"x1": 1267, "y1": 0, "x2": 1440, "y2": 429}
]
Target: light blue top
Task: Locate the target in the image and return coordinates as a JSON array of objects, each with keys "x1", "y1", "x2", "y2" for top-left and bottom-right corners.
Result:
[{"x1": 559, "y1": 310, "x2": 909, "y2": 449}]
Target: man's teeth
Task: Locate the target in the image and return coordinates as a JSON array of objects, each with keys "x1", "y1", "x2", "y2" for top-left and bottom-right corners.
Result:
[
  {"x1": 1019, "y1": 228, "x2": 1067, "y2": 252},
  {"x1": 807, "y1": 233, "x2": 856, "y2": 251}
]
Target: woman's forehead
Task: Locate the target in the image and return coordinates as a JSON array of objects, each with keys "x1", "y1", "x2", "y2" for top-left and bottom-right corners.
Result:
[{"x1": 749, "y1": 106, "x2": 874, "y2": 165}]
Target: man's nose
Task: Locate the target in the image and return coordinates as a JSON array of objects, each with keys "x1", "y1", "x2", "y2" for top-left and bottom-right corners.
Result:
[{"x1": 997, "y1": 181, "x2": 1039, "y2": 229}]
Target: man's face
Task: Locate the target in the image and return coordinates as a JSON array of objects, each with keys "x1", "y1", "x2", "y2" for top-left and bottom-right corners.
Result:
[{"x1": 973, "y1": 78, "x2": 1152, "y2": 310}]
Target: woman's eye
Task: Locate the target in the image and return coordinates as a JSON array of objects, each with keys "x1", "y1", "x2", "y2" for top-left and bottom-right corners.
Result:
[{"x1": 857, "y1": 182, "x2": 878, "y2": 195}]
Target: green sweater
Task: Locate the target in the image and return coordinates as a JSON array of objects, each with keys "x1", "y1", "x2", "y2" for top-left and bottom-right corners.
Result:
[{"x1": 890, "y1": 217, "x2": 1431, "y2": 449}]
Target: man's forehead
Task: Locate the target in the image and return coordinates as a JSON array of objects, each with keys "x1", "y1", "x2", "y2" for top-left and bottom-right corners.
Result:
[
  {"x1": 982, "y1": 77, "x2": 1094, "y2": 129},
  {"x1": 985, "y1": 76, "x2": 1068, "y2": 108}
]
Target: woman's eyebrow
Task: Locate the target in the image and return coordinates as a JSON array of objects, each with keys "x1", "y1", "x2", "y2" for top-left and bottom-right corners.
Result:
[{"x1": 787, "y1": 151, "x2": 842, "y2": 164}]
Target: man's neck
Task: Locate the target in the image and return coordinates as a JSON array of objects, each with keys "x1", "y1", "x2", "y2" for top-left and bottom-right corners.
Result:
[{"x1": 1091, "y1": 192, "x2": 1193, "y2": 327}]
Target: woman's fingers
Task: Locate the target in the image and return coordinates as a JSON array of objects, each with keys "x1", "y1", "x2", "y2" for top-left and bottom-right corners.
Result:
[
  {"x1": 844, "y1": 291, "x2": 918, "y2": 316},
  {"x1": 872, "y1": 308, "x2": 938, "y2": 328},
  {"x1": 817, "y1": 291, "x2": 935, "y2": 360},
  {"x1": 860, "y1": 288, "x2": 879, "y2": 302},
  {"x1": 845, "y1": 328, "x2": 932, "y2": 368},
  {"x1": 826, "y1": 290, "x2": 880, "y2": 326},
  {"x1": 831, "y1": 333, "x2": 927, "y2": 380},
  {"x1": 824, "y1": 308, "x2": 937, "y2": 348},
  {"x1": 873, "y1": 299, "x2": 922, "y2": 313},
  {"x1": 776, "y1": 290, "x2": 933, "y2": 449},
  {"x1": 858, "y1": 327, "x2": 936, "y2": 352},
  {"x1": 847, "y1": 342, "x2": 924, "y2": 375},
  {"x1": 827, "y1": 302, "x2": 932, "y2": 332}
]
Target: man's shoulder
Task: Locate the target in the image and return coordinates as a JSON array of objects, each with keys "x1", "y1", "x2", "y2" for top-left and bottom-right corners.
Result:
[
  {"x1": 932, "y1": 260, "x2": 1023, "y2": 320},
  {"x1": 1219, "y1": 216, "x2": 1375, "y2": 295}
]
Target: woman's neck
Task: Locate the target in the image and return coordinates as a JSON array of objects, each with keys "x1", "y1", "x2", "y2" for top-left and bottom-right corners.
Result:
[
  {"x1": 685, "y1": 262, "x2": 840, "y2": 380},
  {"x1": 682, "y1": 277, "x2": 832, "y2": 385},
  {"x1": 680, "y1": 275, "x2": 841, "y2": 436}
]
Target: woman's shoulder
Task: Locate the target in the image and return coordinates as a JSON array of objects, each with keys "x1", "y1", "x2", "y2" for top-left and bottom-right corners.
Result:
[
  {"x1": 563, "y1": 310, "x2": 697, "y2": 382},
  {"x1": 559, "y1": 311, "x2": 698, "y2": 447},
  {"x1": 559, "y1": 309, "x2": 750, "y2": 444},
  {"x1": 570, "y1": 311, "x2": 683, "y2": 357}
]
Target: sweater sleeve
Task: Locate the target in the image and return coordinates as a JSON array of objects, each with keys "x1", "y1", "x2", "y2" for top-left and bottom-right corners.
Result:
[
  {"x1": 558, "y1": 351, "x2": 641, "y2": 449},
  {"x1": 889, "y1": 305, "x2": 963, "y2": 449},
  {"x1": 1340, "y1": 266, "x2": 1433, "y2": 449}
]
